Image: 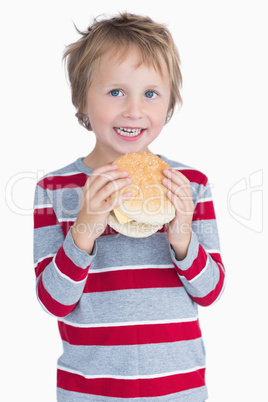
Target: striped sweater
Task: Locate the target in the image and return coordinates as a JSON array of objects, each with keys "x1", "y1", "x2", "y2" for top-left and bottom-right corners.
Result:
[{"x1": 33, "y1": 155, "x2": 225, "y2": 401}]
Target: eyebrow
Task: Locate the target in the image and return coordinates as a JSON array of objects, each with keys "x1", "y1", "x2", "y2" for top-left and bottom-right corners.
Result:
[{"x1": 104, "y1": 83, "x2": 164, "y2": 89}]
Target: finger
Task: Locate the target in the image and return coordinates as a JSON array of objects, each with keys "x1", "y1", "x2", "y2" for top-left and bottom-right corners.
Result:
[
  {"x1": 106, "y1": 190, "x2": 133, "y2": 211},
  {"x1": 84, "y1": 164, "x2": 118, "y2": 190},
  {"x1": 163, "y1": 174, "x2": 194, "y2": 210},
  {"x1": 87, "y1": 168, "x2": 130, "y2": 195},
  {"x1": 166, "y1": 190, "x2": 184, "y2": 213},
  {"x1": 93, "y1": 163, "x2": 119, "y2": 174},
  {"x1": 84, "y1": 164, "x2": 119, "y2": 188},
  {"x1": 162, "y1": 177, "x2": 191, "y2": 199},
  {"x1": 98, "y1": 176, "x2": 132, "y2": 204},
  {"x1": 163, "y1": 169, "x2": 190, "y2": 186},
  {"x1": 167, "y1": 190, "x2": 193, "y2": 216}
]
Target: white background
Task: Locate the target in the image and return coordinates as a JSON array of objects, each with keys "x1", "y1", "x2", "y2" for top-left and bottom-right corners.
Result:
[{"x1": 1, "y1": 0, "x2": 267, "y2": 400}]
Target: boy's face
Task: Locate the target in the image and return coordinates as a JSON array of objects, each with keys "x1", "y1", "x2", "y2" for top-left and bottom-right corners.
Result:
[{"x1": 84, "y1": 45, "x2": 171, "y2": 161}]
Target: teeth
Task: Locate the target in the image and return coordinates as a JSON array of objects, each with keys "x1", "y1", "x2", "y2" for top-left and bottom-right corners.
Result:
[{"x1": 115, "y1": 127, "x2": 143, "y2": 136}]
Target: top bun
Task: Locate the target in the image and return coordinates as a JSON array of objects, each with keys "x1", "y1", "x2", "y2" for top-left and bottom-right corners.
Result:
[{"x1": 112, "y1": 152, "x2": 175, "y2": 225}]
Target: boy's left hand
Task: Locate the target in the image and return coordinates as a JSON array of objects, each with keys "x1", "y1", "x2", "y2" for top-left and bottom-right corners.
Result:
[{"x1": 162, "y1": 169, "x2": 195, "y2": 260}]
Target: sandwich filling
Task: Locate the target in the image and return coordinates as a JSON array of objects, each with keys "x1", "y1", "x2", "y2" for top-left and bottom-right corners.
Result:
[
  {"x1": 108, "y1": 152, "x2": 175, "y2": 237},
  {"x1": 113, "y1": 207, "x2": 133, "y2": 224}
]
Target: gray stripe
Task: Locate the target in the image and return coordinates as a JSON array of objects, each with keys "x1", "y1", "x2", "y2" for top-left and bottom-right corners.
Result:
[
  {"x1": 42, "y1": 259, "x2": 86, "y2": 305},
  {"x1": 92, "y1": 232, "x2": 173, "y2": 270},
  {"x1": 49, "y1": 187, "x2": 82, "y2": 219},
  {"x1": 58, "y1": 338, "x2": 205, "y2": 376},
  {"x1": 64, "y1": 230, "x2": 95, "y2": 269},
  {"x1": 179, "y1": 256, "x2": 220, "y2": 298},
  {"x1": 192, "y1": 220, "x2": 221, "y2": 251},
  {"x1": 34, "y1": 183, "x2": 51, "y2": 206},
  {"x1": 57, "y1": 384, "x2": 207, "y2": 401},
  {"x1": 63, "y1": 287, "x2": 198, "y2": 325},
  {"x1": 45, "y1": 159, "x2": 88, "y2": 176},
  {"x1": 34, "y1": 225, "x2": 63, "y2": 264}
]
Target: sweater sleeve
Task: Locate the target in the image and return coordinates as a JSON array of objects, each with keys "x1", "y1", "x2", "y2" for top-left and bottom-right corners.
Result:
[
  {"x1": 33, "y1": 182, "x2": 97, "y2": 318},
  {"x1": 170, "y1": 174, "x2": 225, "y2": 306}
]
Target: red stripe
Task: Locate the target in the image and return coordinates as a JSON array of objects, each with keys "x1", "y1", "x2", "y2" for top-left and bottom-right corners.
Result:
[
  {"x1": 100, "y1": 224, "x2": 120, "y2": 236},
  {"x1": 84, "y1": 267, "x2": 182, "y2": 293},
  {"x1": 178, "y1": 169, "x2": 208, "y2": 186},
  {"x1": 174, "y1": 245, "x2": 207, "y2": 281},
  {"x1": 35, "y1": 256, "x2": 54, "y2": 278},
  {"x1": 55, "y1": 246, "x2": 89, "y2": 282},
  {"x1": 38, "y1": 173, "x2": 87, "y2": 190},
  {"x1": 57, "y1": 367, "x2": 205, "y2": 397},
  {"x1": 38, "y1": 275, "x2": 77, "y2": 317},
  {"x1": 58, "y1": 320, "x2": 201, "y2": 346},
  {"x1": 193, "y1": 200, "x2": 215, "y2": 221},
  {"x1": 60, "y1": 221, "x2": 74, "y2": 237},
  {"x1": 38, "y1": 171, "x2": 206, "y2": 190},
  {"x1": 191, "y1": 262, "x2": 225, "y2": 306},
  {"x1": 34, "y1": 207, "x2": 59, "y2": 228},
  {"x1": 59, "y1": 222, "x2": 119, "y2": 237},
  {"x1": 209, "y1": 252, "x2": 225, "y2": 270}
]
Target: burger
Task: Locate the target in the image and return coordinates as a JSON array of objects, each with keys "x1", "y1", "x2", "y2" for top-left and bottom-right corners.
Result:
[{"x1": 108, "y1": 152, "x2": 175, "y2": 237}]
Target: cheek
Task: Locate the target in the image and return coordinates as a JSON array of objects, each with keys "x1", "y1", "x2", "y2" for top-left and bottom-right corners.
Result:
[
  {"x1": 154, "y1": 95, "x2": 170, "y2": 118},
  {"x1": 88, "y1": 105, "x2": 116, "y2": 133},
  {"x1": 153, "y1": 106, "x2": 169, "y2": 126},
  {"x1": 87, "y1": 102, "x2": 103, "y2": 121}
]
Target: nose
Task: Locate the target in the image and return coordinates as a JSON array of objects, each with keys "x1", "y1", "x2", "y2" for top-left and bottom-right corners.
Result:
[{"x1": 122, "y1": 96, "x2": 144, "y2": 120}]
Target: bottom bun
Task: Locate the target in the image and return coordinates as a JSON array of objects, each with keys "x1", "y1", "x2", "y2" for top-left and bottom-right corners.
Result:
[{"x1": 108, "y1": 212, "x2": 163, "y2": 238}]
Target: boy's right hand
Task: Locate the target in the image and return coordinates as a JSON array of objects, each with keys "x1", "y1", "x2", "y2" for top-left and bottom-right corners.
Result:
[{"x1": 71, "y1": 164, "x2": 132, "y2": 254}]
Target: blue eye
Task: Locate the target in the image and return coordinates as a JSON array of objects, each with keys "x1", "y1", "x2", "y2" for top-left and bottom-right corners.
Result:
[
  {"x1": 145, "y1": 91, "x2": 157, "y2": 99},
  {"x1": 110, "y1": 89, "x2": 123, "y2": 97}
]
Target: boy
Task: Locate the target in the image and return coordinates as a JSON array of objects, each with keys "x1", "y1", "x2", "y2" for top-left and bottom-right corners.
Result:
[{"x1": 34, "y1": 12, "x2": 225, "y2": 401}]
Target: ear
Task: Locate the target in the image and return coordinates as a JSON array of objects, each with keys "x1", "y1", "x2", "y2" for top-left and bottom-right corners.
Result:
[{"x1": 75, "y1": 112, "x2": 91, "y2": 131}]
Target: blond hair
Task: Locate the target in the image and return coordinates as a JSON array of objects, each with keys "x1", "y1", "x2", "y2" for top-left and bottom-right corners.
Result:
[{"x1": 63, "y1": 12, "x2": 182, "y2": 131}]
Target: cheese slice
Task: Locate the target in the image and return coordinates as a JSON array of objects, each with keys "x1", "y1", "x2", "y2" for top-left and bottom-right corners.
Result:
[{"x1": 113, "y1": 207, "x2": 133, "y2": 224}]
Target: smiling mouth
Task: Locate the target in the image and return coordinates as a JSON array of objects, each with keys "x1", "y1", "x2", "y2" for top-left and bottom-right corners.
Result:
[{"x1": 114, "y1": 127, "x2": 144, "y2": 137}]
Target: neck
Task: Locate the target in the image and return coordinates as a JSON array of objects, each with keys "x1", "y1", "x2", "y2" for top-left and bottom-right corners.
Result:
[
  {"x1": 83, "y1": 147, "x2": 125, "y2": 170},
  {"x1": 83, "y1": 143, "x2": 152, "y2": 170}
]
